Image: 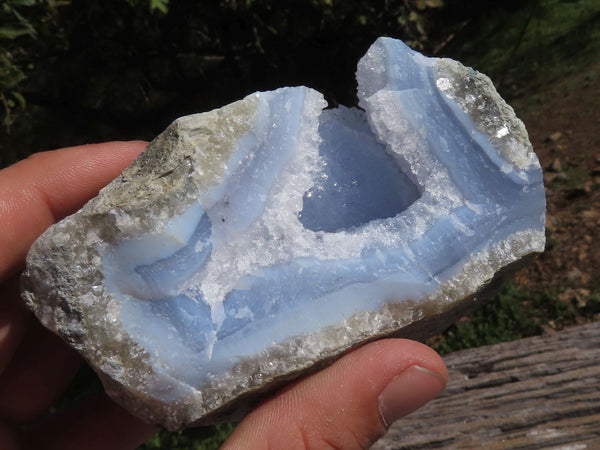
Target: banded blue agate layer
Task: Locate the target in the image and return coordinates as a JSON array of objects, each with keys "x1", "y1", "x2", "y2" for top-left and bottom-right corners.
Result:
[{"x1": 22, "y1": 37, "x2": 545, "y2": 429}]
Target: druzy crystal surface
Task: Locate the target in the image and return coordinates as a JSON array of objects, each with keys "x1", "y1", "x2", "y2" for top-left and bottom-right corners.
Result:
[{"x1": 21, "y1": 38, "x2": 545, "y2": 429}]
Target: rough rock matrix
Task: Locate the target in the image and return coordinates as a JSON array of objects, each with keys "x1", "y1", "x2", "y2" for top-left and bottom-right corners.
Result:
[{"x1": 21, "y1": 37, "x2": 545, "y2": 430}]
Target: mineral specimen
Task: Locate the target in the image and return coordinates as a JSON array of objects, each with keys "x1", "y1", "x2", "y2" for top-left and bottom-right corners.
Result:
[{"x1": 21, "y1": 37, "x2": 545, "y2": 430}]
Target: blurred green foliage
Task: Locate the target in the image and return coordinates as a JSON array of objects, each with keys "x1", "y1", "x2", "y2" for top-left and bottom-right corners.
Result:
[
  {"x1": 431, "y1": 283, "x2": 581, "y2": 356},
  {"x1": 0, "y1": 0, "x2": 449, "y2": 167},
  {"x1": 140, "y1": 424, "x2": 235, "y2": 450},
  {"x1": 432, "y1": 284, "x2": 539, "y2": 355},
  {"x1": 442, "y1": 0, "x2": 600, "y2": 98},
  {"x1": 1, "y1": 0, "x2": 42, "y2": 130},
  {"x1": 2, "y1": 0, "x2": 598, "y2": 164},
  {"x1": 0, "y1": 0, "x2": 168, "y2": 134}
]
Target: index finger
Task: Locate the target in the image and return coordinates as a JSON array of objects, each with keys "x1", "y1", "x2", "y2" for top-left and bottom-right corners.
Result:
[{"x1": 0, "y1": 141, "x2": 146, "y2": 281}]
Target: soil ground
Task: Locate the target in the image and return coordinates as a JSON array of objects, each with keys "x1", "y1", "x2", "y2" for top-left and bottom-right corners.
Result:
[{"x1": 512, "y1": 59, "x2": 600, "y2": 328}]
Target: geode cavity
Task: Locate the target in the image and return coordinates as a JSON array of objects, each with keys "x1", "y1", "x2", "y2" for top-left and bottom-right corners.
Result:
[{"x1": 21, "y1": 37, "x2": 545, "y2": 430}]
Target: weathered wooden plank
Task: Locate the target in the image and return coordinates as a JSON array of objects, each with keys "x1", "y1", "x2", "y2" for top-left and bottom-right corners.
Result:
[{"x1": 373, "y1": 322, "x2": 600, "y2": 449}]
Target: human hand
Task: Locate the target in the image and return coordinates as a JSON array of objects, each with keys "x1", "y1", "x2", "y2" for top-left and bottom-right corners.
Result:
[
  {"x1": 0, "y1": 142, "x2": 447, "y2": 449},
  {"x1": 0, "y1": 142, "x2": 158, "y2": 449}
]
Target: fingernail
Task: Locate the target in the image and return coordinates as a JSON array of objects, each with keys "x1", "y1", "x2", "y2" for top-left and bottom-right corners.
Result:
[{"x1": 378, "y1": 365, "x2": 446, "y2": 428}]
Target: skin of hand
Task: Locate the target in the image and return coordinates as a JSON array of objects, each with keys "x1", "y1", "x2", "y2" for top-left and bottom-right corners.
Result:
[{"x1": 0, "y1": 142, "x2": 448, "y2": 450}]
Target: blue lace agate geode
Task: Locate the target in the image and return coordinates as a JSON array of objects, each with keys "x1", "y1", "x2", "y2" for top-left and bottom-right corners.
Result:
[{"x1": 21, "y1": 37, "x2": 545, "y2": 429}]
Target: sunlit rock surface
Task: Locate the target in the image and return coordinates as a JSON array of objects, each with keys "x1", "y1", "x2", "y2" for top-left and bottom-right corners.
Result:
[{"x1": 21, "y1": 37, "x2": 545, "y2": 430}]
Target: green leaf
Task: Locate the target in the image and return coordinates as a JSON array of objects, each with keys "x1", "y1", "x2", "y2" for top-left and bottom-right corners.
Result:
[
  {"x1": 8, "y1": 0, "x2": 36, "y2": 6},
  {"x1": 150, "y1": 0, "x2": 169, "y2": 13},
  {"x1": 0, "y1": 55, "x2": 26, "y2": 88},
  {"x1": 3, "y1": 114, "x2": 14, "y2": 128},
  {"x1": 0, "y1": 25, "x2": 34, "y2": 40},
  {"x1": 425, "y1": 0, "x2": 444, "y2": 7},
  {"x1": 12, "y1": 91, "x2": 25, "y2": 109}
]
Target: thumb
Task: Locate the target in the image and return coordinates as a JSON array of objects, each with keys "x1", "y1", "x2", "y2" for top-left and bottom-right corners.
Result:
[{"x1": 223, "y1": 339, "x2": 447, "y2": 449}]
